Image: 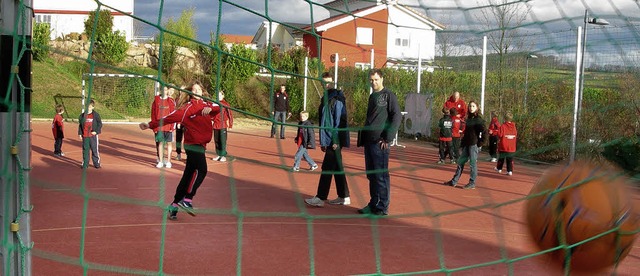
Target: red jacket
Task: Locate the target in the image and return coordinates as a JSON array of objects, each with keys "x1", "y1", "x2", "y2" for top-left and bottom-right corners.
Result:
[
  {"x1": 151, "y1": 96, "x2": 176, "y2": 132},
  {"x1": 498, "y1": 121, "x2": 517, "y2": 153},
  {"x1": 452, "y1": 115, "x2": 465, "y2": 138},
  {"x1": 444, "y1": 96, "x2": 467, "y2": 120},
  {"x1": 52, "y1": 113, "x2": 64, "y2": 139},
  {"x1": 488, "y1": 117, "x2": 500, "y2": 137},
  {"x1": 213, "y1": 99, "x2": 233, "y2": 129},
  {"x1": 149, "y1": 99, "x2": 220, "y2": 148}
]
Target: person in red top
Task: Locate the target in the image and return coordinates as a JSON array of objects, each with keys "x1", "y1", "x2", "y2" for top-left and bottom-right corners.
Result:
[
  {"x1": 52, "y1": 104, "x2": 65, "y2": 157},
  {"x1": 450, "y1": 108, "x2": 465, "y2": 163},
  {"x1": 139, "y1": 82, "x2": 220, "y2": 220},
  {"x1": 212, "y1": 90, "x2": 233, "y2": 162},
  {"x1": 78, "y1": 99, "x2": 103, "y2": 169},
  {"x1": 495, "y1": 112, "x2": 517, "y2": 176},
  {"x1": 488, "y1": 111, "x2": 501, "y2": 162},
  {"x1": 444, "y1": 91, "x2": 467, "y2": 120},
  {"x1": 151, "y1": 85, "x2": 177, "y2": 168}
]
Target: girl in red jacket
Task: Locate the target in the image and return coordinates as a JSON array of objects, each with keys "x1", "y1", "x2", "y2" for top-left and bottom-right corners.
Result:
[
  {"x1": 495, "y1": 112, "x2": 517, "y2": 176},
  {"x1": 140, "y1": 82, "x2": 220, "y2": 220},
  {"x1": 212, "y1": 90, "x2": 233, "y2": 162},
  {"x1": 52, "y1": 104, "x2": 65, "y2": 156}
]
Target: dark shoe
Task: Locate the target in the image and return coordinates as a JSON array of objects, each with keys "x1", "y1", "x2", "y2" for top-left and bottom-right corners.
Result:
[
  {"x1": 462, "y1": 183, "x2": 476, "y2": 190},
  {"x1": 357, "y1": 206, "x2": 371, "y2": 214},
  {"x1": 357, "y1": 206, "x2": 387, "y2": 216},
  {"x1": 270, "y1": 134, "x2": 275, "y2": 138},
  {"x1": 280, "y1": 137, "x2": 285, "y2": 139},
  {"x1": 168, "y1": 204, "x2": 178, "y2": 220},
  {"x1": 94, "y1": 164, "x2": 101, "y2": 169},
  {"x1": 177, "y1": 200, "x2": 196, "y2": 216},
  {"x1": 443, "y1": 180, "x2": 455, "y2": 187}
]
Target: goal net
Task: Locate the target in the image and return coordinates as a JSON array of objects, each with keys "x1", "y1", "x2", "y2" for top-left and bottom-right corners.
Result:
[{"x1": 81, "y1": 73, "x2": 160, "y2": 120}]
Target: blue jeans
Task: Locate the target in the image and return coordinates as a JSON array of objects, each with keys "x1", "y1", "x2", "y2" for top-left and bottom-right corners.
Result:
[
  {"x1": 271, "y1": 111, "x2": 287, "y2": 138},
  {"x1": 293, "y1": 145, "x2": 316, "y2": 168},
  {"x1": 451, "y1": 144, "x2": 479, "y2": 185},
  {"x1": 364, "y1": 142, "x2": 390, "y2": 213}
]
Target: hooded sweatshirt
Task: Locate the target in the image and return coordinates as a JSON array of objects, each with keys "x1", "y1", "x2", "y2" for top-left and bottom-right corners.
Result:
[
  {"x1": 498, "y1": 121, "x2": 517, "y2": 153},
  {"x1": 444, "y1": 96, "x2": 467, "y2": 120}
]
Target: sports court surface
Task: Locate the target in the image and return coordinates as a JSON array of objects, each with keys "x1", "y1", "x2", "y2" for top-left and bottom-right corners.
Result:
[{"x1": 29, "y1": 121, "x2": 639, "y2": 275}]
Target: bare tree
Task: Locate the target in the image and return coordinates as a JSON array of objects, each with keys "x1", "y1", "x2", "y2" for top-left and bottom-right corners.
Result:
[{"x1": 475, "y1": 0, "x2": 531, "y2": 110}]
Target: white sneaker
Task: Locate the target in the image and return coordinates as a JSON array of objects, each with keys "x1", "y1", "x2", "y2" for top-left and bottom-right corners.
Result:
[
  {"x1": 490, "y1": 158, "x2": 498, "y2": 162},
  {"x1": 213, "y1": 155, "x2": 220, "y2": 161},
  {"x1": 156, "y1": 162, "x2": 164, "y2": 168},
  {"x1": 310, "y1": 164, "x2": 318, "y2": 171},
  {"x1": 219, "y1": 156, "x2": 227, "y2": 162},
  {"x1": 165, "y1": 161, "x2": 172, "y2": 168},
  {"x1": 327, "y1": 197, "x2": 350, "y2": 205},
  {"x1": 507, "y1": 171, "x2": 513, "y2": 176},
  {"x1": 304, "y1": 196, "x2": 324, "y2": 207},
  {"x1": 494, "y1": 167, "x2": 502, "y2": 173}
]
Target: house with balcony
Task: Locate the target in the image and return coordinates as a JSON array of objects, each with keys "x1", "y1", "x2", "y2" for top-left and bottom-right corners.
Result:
[{"x1": 33, "y1": 0, "x2": 134, "y2": 41}]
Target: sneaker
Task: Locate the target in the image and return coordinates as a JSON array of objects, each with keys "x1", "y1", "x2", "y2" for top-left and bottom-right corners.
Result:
[
  {"x1": 357, "y1": 206, "x2": 387, "y2": 216},
  {"x1": 304, "y1": 196, "x2": 324, "y2": 207},
  {"x1": 291, "y1": 167, "x2": 300, "y2": 172},
  {"x1": 176, "y1": 153, "x2": 182, "y2": 161},
  {"x1": 462, "y1": 183, "x2": 476, "y2": 190},
  {"x1": 451, "y1": 160, "x2": 456, "y2": 164},
  {"x1": 507, "y1": 171, "x2": 513, "y2": 176},
  {"x1": 165, "y1": 161, "x2": 172, "y2": 168},
  {"x1": 443, "y1": 180, "x2": 456, "y2": 187},
  {"x1": 494, "y1": 167, "x2": 502, "y2": 173},
  {"x1": 94, "y1": 164, "x2": 101, "y2": 169},
  {"x1": 310, "y1": 164, "x2": 318, "y2": 171},
  {"x1": 156, "y1": 162, "x2": 164, "y2": 168},
  {"x1": 490, "y1": 158, "x2": 498, "y2": 162},
  {"x1": 60, "y1": 152, "x2": 65, "y2": 156},
  {"x1": 327, "y1": 197, "x2": 350, "y2": 205},
  {"x1": 436, "y1": 160, "x2": 444, "y2": 164},
  {"x1": 213, "y1": 155, "x2": 220, "y2": 161},
  {"x1": 168, "y1": 204, "x2": 178, "y2": 220},
  {"x1": 219, "y1": 156, "x2": 227, "y2": 162},
  {"x1": 177, "y1": 200, "x2": 196, "y2": 216}
]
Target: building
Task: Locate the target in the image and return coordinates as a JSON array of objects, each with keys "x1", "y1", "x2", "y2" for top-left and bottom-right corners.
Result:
[
  {"x1": 251, "y1": 0, "x2": 444, "y2": 69},
  {"x1": 33, "y1": 0, "x2": 134, "y2": 41},
  {"x1": 220, "y1": 34, "x2": 257, "y2": 50}
]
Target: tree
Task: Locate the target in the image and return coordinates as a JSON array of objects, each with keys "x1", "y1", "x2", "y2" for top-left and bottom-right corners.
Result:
[
  {"x1": 33, "y1": 23, "x2": 51, "y2": 61},
  {"x1": 156, "y1": 8, "x2": 197, "y2": 79},
  {"x1": 475, "y1": 0, "x2": 531, "y2": 111},
  {"x1": 84, "y1": 9, "x2": 113, "y2": 40}
]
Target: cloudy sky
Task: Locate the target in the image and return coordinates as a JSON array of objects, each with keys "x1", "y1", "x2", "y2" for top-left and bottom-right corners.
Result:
[{"x1": 133, "y1": 0, "x2": 640, "y2": 39}]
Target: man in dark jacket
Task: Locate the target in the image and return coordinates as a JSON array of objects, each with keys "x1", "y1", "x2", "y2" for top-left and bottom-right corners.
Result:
[
  {"x1": 270, "y1": 85, "x2": 291, "y2": 139},
  {"x1": 305, "y1": 72, "x2": 351, "y2": 207},
  {"x1": 357, "y1": 69, "x2": 402, "y2": 216}
]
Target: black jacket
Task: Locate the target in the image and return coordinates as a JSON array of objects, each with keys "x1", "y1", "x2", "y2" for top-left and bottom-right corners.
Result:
[
  {"x1": 296, "y1": 120, "x2": 316, "y2": 149},
  {"x1": 461, "y1": 113, "x2": 485, "y2": 147},
  {"x1": 77, "y1": 111, "x2": 103, "y2": 135}
]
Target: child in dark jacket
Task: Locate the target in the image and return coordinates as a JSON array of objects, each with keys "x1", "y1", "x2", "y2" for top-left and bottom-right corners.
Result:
[
  {"x1": 437, "y1": 107, "x2": 454, "y2": 164},
  {"x1": 495, "y1": 112, "x2": 517, "y2": 176},
  {"x1": 78, "y1": 99, "x2": 103, "y2": 169},
  {"x1": 292, "y1": 111, "x2": 317, "y2": 171}
]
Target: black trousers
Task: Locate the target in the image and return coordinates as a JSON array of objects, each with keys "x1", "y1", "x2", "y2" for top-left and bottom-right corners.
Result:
[
  {"x1": 489, "y1": 136, "x2": 499, "y2": 158},
  {"x1": 175, "y1": 127, "x2": 184, "y2": 154},
  {"x1": 452, "y1": 137, "x2": 461, "y2": 159},
  {"x1": 213, "y1": 128, "x2": 227, "y2": 157},
  {"x1": 82, "y1": 136, "x2": 100, "y2": 167},
  {"x1": 54, "y1": 137, "x2": 63, "y2": 154},
  {"x1": 315, "y1": 146, "x2": 349, "y2": 200},
  {"x1": 496, "y1": 151, "x2": 514, "y2": 172},
  {"x1": 173, "y1": 146, "x2": 207, "y2": 204},
  {"x1": 439, "y1": 140, "x2": 453, "y2": 161}
]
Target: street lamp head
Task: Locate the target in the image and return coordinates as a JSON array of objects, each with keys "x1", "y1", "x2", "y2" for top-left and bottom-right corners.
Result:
[{"x1": 587, "y1": 17, "x2": 610, "y2": 26}]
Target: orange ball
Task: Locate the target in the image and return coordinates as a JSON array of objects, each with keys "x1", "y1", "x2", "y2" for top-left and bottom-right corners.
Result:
[{"x1": 525, "y1": 161, "x2": 640, "y2": 272}]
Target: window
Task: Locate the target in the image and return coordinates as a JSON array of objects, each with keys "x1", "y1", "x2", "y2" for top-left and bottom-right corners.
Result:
[
  {"x1": 35, "y1": 14, "x2": 52, "y2": 24},
  {"x1": 356, "y1": 27, "x2": 373, "y2": 45},
  {"x1": 355, "y1": 62, "x2": 371, "y2": 70},
  {"x1": 395, "y1": 38, "x2": 410, "y2": 47}
]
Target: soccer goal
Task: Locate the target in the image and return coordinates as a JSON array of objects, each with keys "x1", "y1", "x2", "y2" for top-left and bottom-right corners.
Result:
[{"x1": 81, "y1": 73, "x2": 161, "y2": 120}]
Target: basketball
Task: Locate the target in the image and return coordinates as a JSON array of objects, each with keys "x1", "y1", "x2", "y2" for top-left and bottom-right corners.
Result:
[{"x1": 525, "y1": 161, "x2": 640, "y2": 272}]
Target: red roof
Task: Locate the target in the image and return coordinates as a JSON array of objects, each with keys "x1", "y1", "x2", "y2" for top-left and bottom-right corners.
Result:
[{"x1": 220, "y1": 34, "x2": 254, "y2": 44}]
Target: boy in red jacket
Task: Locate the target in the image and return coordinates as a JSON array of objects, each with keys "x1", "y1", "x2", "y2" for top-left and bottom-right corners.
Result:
[
  {"x1": 495, "y1": 112, "x2": 517, "y2": 176},
  {"x1": 140, "y1": 83, "x2": 220, "y2": 220},
  {"x1": 488, "y1": 111, "x2": 501, "y2": 162},
  {"x1": 52, "y1": 104, "x2": 65, "y2": 156},
  {"x1": 212, "y1": 90, "x2": 233, "y2": 162},
  {"x1": 151, "y1": 85, "x2": 177, "y2": 168}
]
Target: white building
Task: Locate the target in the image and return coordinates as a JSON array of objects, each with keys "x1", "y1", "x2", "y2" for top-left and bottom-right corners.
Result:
[{"x1": 33, "y1": 0, "x2": 134, "y2": 41}]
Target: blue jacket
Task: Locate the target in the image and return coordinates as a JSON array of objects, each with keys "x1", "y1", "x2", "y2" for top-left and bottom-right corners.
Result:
[{"x1": 319, "y1": 89, "x2": 349, "y2": 147}]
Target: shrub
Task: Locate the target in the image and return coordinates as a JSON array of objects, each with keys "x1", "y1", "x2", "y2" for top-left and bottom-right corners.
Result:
[
  {"x1": 84, "y1": 10, "x2": 113, "y2": 40},
  {"x1": 33, "y1": 23, "x2": 51, "y2": 61}
]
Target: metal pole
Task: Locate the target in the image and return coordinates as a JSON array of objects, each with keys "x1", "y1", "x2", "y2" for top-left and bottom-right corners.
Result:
[
  {"x1": 577, "y1": 10, "x2": 588, "y2": 137},
  {"x1": 481, "y1": 36, "x2": 487, "y2": 115},
  {"x1": 417, "y1": 43, "x2": 422, "y2": 94},
  {"x1": 303, "y1": 56, "x2": 308, "y2": 111},
  {"x1": 333, "y1": 53, "x2": 338, "y2": 89},
  {"x1": 571, "y1": 26, "x2": 584, "y2": 163},
  {"x1": 370, "y1": 49, "x2": 374, "y2": 94}
]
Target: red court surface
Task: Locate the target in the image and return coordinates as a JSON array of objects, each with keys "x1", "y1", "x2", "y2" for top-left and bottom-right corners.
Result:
[{"x1": 29, "y1": 121, "x2": 639, "y2": 275}]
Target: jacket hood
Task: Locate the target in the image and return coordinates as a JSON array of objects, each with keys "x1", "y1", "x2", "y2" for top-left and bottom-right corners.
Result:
[{"x1": 502, "y1": 121, "x2": 516, "y2": 131}]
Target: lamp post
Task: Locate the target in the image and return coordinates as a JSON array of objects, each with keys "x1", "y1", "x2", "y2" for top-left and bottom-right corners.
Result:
[
  {"x1": 570, "y1": 10, "x2": 609, "y2": 163},
  {"x1": 524, "y1": 54, "x2": 537, "y2": 112}
]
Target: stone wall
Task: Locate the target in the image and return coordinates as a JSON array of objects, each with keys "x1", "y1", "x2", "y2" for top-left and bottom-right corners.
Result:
[{"x1": 49, "y1": 40, "x2": 202, "y2": 74}]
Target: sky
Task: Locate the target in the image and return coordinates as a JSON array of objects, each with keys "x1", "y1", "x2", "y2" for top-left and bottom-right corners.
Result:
[{"x1": 132, "y1": 0, "x2": 640, "y2": 64}]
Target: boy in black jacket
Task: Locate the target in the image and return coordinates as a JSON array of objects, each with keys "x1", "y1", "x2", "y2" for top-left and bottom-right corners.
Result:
[
  {"x1": 437, "y1": 107, "x2": 454, "y2": 164},
  {"x1": 292, "y1": 111, "x2": 317, "y2": 171},
  {"x1": 78, "y1": 99, "x2": 103, "y2": 169}
]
